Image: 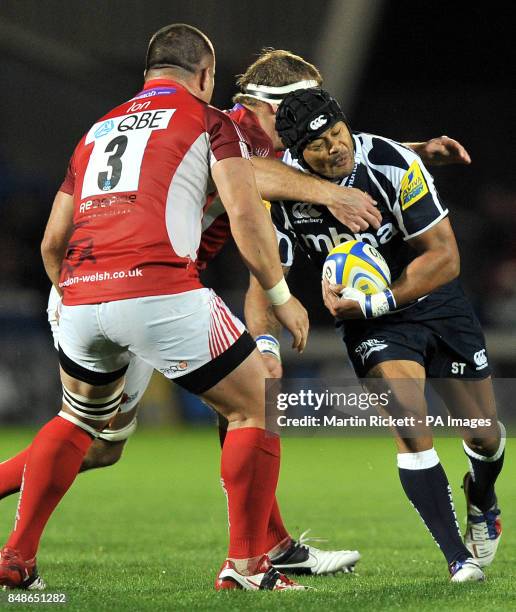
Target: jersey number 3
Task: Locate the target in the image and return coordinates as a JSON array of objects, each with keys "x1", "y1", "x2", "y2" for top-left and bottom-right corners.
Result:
[
  {"x1": 81, "y1": 109, "x2": 175, "y2": 199},
  {"x1": 97, "y1": 135, "x2": 127, "y2": 191}
]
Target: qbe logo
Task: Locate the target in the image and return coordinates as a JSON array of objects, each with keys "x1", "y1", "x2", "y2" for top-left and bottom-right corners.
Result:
[{"x1": 474, "y1": 349, "x2": 488, "y2": 370}]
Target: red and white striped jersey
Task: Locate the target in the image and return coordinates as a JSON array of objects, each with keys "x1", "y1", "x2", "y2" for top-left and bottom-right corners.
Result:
[
  {"x1": 59, "y1": 79, "x2": 249, "y2": 306},
  {"x1": 197, "y1": 104, "x2": 275, "y2": 267}
]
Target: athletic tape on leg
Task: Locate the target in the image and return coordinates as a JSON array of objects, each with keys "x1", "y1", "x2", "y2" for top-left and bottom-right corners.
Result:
[
  {"x1": 98, "y1": 418, "x2": 138, "y2": 442},
  {"x1": 58, "y1": 410, "x2": 99, "y2": 438},
  {"x1": 62, "y1": 383, "x2": 124, "y2": 422}
]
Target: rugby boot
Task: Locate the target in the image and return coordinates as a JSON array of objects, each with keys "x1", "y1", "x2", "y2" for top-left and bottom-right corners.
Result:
[
  {"x1": 215, "y1": 554, "x2": 307, "y2": 590},
  {"x1": 271, "y1": 530, "x2": 360, "y2": 575},
  {"x1": 449, "y1": 557, "x2": 485, "y2": 582},
  {"x1": 463, "y1": 472, "x2": 502, "y2": 567},
  {"x1": 0, "y1": 546, "x2": 46, "y2": 590}
]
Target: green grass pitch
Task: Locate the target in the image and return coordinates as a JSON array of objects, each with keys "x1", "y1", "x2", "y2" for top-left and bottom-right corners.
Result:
[{"x1": 0, "y1": 428, "x2": 514, "y2": 611}]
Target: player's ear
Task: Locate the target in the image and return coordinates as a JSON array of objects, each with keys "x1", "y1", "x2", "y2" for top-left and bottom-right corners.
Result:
[{"x1": 199, "y1": 66, "x2": 211, "y2": 94}]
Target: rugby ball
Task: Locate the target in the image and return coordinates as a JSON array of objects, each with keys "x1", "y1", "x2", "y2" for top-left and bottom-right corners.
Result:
[{"x1": 322, "y1": 240, "x2": 391, "y2": 294}]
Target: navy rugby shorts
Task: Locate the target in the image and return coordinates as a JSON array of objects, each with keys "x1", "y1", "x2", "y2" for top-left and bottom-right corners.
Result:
[{"x1": 340, "y1": 288, "x2": 491, "y2": 380}]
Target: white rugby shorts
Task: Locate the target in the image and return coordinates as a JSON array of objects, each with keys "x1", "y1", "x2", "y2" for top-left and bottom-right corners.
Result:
[
  {"x1": 48, "y1": 286, "x2": 153, "y2": 413},
  {"x1": 56, "y1": 288, "x2": 254, "y2": 395}
]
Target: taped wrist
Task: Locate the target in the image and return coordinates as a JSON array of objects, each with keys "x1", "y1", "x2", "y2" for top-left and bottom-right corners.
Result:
[
  {"x1": 266, "y1": 278, "x2": 291, "y2": 306},
  {"x1": 364, "y1": 288, "x2": 397, "y2": 318},
  {"x1": 255, "y1": 335, "x2": 281, "y2": 362}
]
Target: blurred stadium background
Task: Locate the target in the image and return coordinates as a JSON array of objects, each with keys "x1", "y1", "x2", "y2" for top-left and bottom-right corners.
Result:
[{"x1": 0, "y1": 0, "x2": 514, "y2": 426}]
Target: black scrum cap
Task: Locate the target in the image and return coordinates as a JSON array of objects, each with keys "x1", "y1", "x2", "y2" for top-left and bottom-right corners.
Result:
[{"x1": 275, "y1": 88, "x2": 347, "y2": 160}]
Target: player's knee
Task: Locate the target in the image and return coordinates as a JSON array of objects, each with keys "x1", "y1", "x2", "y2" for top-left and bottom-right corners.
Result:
[
  {"x1": 463, "y1": 436, "x2": 500, "y2": 458},
  {"x1": 384, "y1": 400, "x2": 425, "y2": 423},
  {"x1": 214, "y1": 405, "x2": 261, "y2": 425},
  {"x1": 396, "y1": 437, "x2": 433, "y2": 454},
  {"x1": 81, "y1": 440, "x2": 125, "y2": 471}
]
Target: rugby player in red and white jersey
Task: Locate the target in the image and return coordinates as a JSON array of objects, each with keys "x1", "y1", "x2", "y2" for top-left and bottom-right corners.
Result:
[
  {"x1": 0, "y1": 48, "x2": 473, "y2": 582},
  {"x1": 0, "y1": 24, "x2": 312, "y2": 592}
]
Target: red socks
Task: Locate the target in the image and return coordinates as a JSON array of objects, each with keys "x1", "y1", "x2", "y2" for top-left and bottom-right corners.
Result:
[
  {"x1": 221, "y1": 427, "x2": 280, "y2": 559},
  {"x1": 3, "y1": 420, "x2": 288, "y2": 561},
  {"x1": 6, "y1": 416, "x2": 93, "y2": 560},
  {"x1": 265, "y1": 499, "x2": 290, "y2": 551},
  {"x1": 219, "y1": 420, "x2": 290, "y2": 553},
  {"x1": 0, "y1": 447, "x2": 29, "y2": 500}
]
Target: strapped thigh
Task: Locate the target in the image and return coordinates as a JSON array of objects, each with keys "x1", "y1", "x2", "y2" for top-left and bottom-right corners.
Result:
[{"x1": 62, "y1": 382, "x2": 124, "y2": 422}]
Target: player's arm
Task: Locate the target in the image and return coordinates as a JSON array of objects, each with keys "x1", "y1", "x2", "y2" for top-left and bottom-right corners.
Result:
[
  {"x1": 211, "y1": 157, "x2": 308, "y2": 352},
  {"x1": 251, "y1": 155, "x2": 381, "y2": 231},
  {"x1": 41, "y1": 190, "x2": 74, "y2": 296},
  {"x1": 404, "y1": 136, "x2": 471, "y2": 166},
  {"x1": 322, "y1": 218, "x2": 459, "y2": 319},
  {"x1": 390, "y1": 218, "x2": 459, "y2": 303},
  {"x1": 244, "y1": 269, "x2": 290, "y2": 378},
  {"x1": 323, "y1": 153, "x2": 459, "y2": 319}
]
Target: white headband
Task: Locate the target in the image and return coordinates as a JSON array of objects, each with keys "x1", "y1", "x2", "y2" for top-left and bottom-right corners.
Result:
[{"x1": 243, "y1": 79, "x2": 319, "y2": 104}]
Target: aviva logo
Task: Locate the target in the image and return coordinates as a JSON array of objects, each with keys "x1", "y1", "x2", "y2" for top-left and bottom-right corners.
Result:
[{"x1": 400, "y1": 161, "x2": 429, "y2": 210}]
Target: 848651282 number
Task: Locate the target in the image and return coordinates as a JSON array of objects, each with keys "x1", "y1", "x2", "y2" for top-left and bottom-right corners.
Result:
[{"x1": 3, "y1": 592, "x2": 67, "y2": 604}]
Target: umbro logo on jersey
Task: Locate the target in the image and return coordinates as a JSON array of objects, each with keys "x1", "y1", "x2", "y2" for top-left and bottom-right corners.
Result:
[
  {"x1": 355, "y1": 339, "x2": 388, "y2": 364},
  {"x1": 309, "y1": 115, "x2": 328, "y2": 131}
]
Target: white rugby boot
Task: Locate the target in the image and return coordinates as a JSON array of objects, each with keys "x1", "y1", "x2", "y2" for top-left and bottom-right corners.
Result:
[
  {"x1": 463, "y1": 473, "x2": 502, "y2": 567},
  {"x1": 270, "y1": 530, "x2": 361, "y2": 575},
  {"x1": 449, "y1": 557, "x2": 485, "y2": 582}
]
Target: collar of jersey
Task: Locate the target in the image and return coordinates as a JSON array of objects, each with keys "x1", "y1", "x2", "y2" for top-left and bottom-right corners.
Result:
[
  {"x1": 142, "y1": 77, "x2": 185, "y2": 91},
  {"x1": 334, "y1": 134, "x2": 362, "y2": 187},
  {"x1": 236, "y1": 104, "x2": 267, "y2": 133},
  {"x1": 285, "y1": 133, "x2": 362, "y2": 185},
  {"x1": 351, "y1": 133, "x2": 363, "y2": 165}
]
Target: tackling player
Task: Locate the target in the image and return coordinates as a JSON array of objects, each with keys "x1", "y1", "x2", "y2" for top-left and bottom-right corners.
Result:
[
  {"x1": 0, "y1": 24, "x2": 311, "y2": 592},
  {"x1": 200, "y1": 49, "x2": 471, "y2": 275},
  {"x1": 0, "y1": 50, "x2": 474, "y2": 580},
  {"x1": 245, "y1": 87, "x2": 504, "y2": 582}
]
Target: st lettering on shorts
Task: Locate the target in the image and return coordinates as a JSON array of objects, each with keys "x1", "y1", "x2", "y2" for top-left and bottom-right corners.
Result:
[
  {"x1": 57, "y1": 288, "x2": 255, "y2": 395},
  {"x1": 342, "y1": 309, "x2": 491, "y2": 379}
]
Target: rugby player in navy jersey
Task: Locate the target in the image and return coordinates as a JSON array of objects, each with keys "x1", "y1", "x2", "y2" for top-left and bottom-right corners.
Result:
[
  {"x1": 245, "y1": 87, "x2": 504, "y2": 582},
  {"x1": 0, "y1": 50, "x2": 475, "y2": 583}
]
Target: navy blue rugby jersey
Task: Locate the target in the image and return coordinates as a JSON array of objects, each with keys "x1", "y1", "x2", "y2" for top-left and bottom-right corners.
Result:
[
  {"x1": 274, "y1": 133, "x2": 448, "y2": 277},
  {"x1": 271, "y1": 132, "x2": 472, "y2": 311},
  {"x1": 272, "y1": 132, "x2": 467, "y2": 313}
]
